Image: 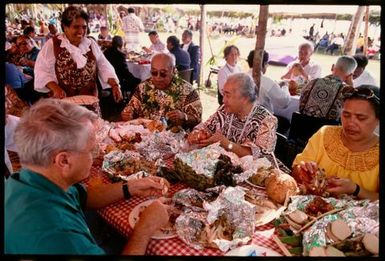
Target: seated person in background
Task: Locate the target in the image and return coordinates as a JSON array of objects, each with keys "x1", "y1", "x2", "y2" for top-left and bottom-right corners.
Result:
[
  {"x1": 247, "y1": 49, "x2": 290, "y2": 113},
  {"x1": 98, "y1": 26, "x2": 112, "y2": 40},
  {"x1": 121, "y1": 53, "x2": 202, "y2": 130},
  {"x1": 281, "y1": 42, "x2": 321, "y2": 87},
  {"x1": 326, "y1": 33, "x2": 344, "y2": 55},
  {"x1": 5, "y1": 99, "x2": 170, "y2": 254},
  {"x1": 23, "y1": 25, "x2": 40, "y2": 49},
  {"x1": 352, "y1": 54, "x2": 377, "y2": 87},
  {"x1": 181, "y1": 29, "x2": 200, "y2": 83},
  {"x1": 166, "y1": 35, "x2": 191, "y2": 72},
  {"x1": 142, "y1": 30, "x2": 166, "y2": 54},
  {"x1": 217, "y1": 45, "x2": 242, "y2": 105},
  {"x1": 103, "y1": 36, "x2": 141, "y2": 101},
  {"x1": 16, "y1": 35, "x2": 40, "y2": 77},
  {"x1": 292, "y1": 85, "x2": 379, "y2": 200},
  {"x1": 188, "y1": 73, "x2": 277, "y2": 159},
  {"x1": 46, "y1": 23, "x2": 59, "y2": 40},
  {"x1": 299, "y1": 55, "x2": 357, "y2": 121}
]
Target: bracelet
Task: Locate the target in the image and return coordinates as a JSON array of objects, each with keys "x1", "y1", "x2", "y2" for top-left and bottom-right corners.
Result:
[
  {"x1": 122, "y1": 182, "x2": 131, "y2": 200},
  {"x1": 352, "y1": 184, "x2": 360, "y2": 197}
]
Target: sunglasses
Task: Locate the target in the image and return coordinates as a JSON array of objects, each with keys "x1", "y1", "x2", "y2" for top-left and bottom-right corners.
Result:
[
  {"x1": 151, "y1": 70, "x2": 169, "y2": 78},
  {"x1": 343, "y1": 87, "x2": 379, "y2": 104}
]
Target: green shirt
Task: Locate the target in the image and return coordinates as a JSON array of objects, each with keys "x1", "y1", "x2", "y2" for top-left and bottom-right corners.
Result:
[{"x1": 4, "y1": 168, "x2": 105, "y2": 255}]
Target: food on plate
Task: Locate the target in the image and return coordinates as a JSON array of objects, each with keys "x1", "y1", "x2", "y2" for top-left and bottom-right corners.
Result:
[
  {"x1": 265, "y1": 172, "x2": 299, "y2": 204},
  {"x1": 287, "y1": 210, "x2": 309, "y2": 227},
  {"x1": 304, "y1": 196, "x2": 335, "y2": 217},
  {"x1": 248, "y1": 167, "x2": 275, "y2": 187},
  {"x1": 326, "y1": 219, "x2": 351, "y2": 242},
  {"x1": 213, "y1": 154, "x2": 242, "y2": 187},
  {"x1": 291, "y1": 166, "x2": 329, "y2": 197},
  {"x1": 361, "y1": 234, "x2": 379, "y2": 255},
  {"x1": 244, "y1": 190, "x2": 281, "y2": 226},
  {"x1": 146, "y1": 120, "x2": 165, "y2": 132}
]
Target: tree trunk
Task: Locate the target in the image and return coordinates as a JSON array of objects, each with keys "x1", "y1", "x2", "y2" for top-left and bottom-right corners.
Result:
[
  {"x1": 363, "y1": 6, "x2": 369, "y2": 55},
  {"x1": 199, "y1": 4, "x2": 207, "y2": 87},
  {"x1": 253, "y1": 5, "x2": 269, "y2": 97},
  {"x1": 343, "y1": 6, "x2": 365, "y2": 55}
]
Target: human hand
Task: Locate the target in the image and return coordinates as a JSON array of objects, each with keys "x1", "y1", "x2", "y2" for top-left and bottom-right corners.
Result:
[
  {"x1": 187, "y1": 129, "x2": 211, "y2": 144},
  {"x1": 288, "y1": 80, "x2": 298, "y2": 96},
  {"x1": 166, "y1": 110, "x2": 185, "y2": 126},
  {"x1": 50, "y1": 85, "x2": 66, "y2": 99},
  {"x1": 127, "y1": 176, "x2": 170, "y2": 197},
  {"x1": 344, "y1": 74, "x2": 354, "y2": 86},
  {"x1": 198, "y1": 130, "x2": 226, "y2": 148},
  {"x1": 136, "y1": 199, "x2": 170, "y2": 234},
  {"x1": 111, "y1": 84, "x2": 123, "y2": 103},
  {"x1": 326, "y1": 176, "x2": 356, "y2": 196},
  {"x1": 295, "y1": 161, "x2": 318, "y2": 175}
]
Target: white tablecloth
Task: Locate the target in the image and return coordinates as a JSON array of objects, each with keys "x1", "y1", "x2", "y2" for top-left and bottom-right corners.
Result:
[
  {"x1": 274, "y1": 95, "x2": 300, "y2": 122},
  {"x1": 127, "y1": 62, "x2": 151, "y2": 81}
]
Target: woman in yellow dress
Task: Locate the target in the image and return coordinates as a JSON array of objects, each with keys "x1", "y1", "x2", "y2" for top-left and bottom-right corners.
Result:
[{"x1": 292, "y1": 85, "x2": 379, "y2": 200}]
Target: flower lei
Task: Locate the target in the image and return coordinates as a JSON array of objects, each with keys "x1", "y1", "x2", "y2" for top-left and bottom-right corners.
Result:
[{"x1": 142, "y1": 74, "x2": 184, "y2": 115}]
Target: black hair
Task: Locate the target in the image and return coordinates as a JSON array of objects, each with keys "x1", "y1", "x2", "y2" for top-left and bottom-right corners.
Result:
[
  {"x1": 167, "y1": 36, "x2": 180, "y2": 48},
  {"x1": 60, "y1": 6, "x2": 89, "y2": 32},
  {"x1": 247, "y1": 50, "x2": 269, "y2": 69},
  {"x1": 112, "y1": 35, "x2": 123, "y2": 49},
  {"x1": 128, "y1": 7, "x2": 135, "y2": 13},
  {"x1": 344, "y1": 84, "x2": 380, "y2": 119},
  {"x1": 353, "y1": 54, "x2": 369, "y2": 69},
  {"x1": 183, "y1": 30, "x2": 193, "y2": 38},
  {"x1": 148, "y1": 31, "x2": 158, "y2": 36},
  {"x1": 23, "y1": 26, "x2": 35, "y2": 36},
  {"x1": 223, "y1": 45, "x2": 239, "y2": 58}
]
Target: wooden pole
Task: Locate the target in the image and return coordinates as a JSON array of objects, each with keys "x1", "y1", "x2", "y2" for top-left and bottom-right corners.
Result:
[
  {"x1": 199, "y1": 4, "x2": 207, "y2": 88},
  {"x1": 344, "y1": 6, "x2": 365, "y2": 55},
  {"x1": 253, "y1": 5, "x2": 269, "y2": 97},
  {"x1": 363, "y1": 6, "x2": 369, "y2": 55}
]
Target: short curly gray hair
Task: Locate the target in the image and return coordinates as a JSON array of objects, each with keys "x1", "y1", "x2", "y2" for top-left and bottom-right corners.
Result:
[
  {"x1": 14, "y1": 99, "x2": 98, "y2": 167},
  {"x1": 226, "y1": 73, "x2": 256, "y2": 103}
]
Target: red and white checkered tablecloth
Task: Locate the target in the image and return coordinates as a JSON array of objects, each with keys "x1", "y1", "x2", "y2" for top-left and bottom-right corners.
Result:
[{"x1": 83, "y1": 162, "x2": 285, "y2": 256}]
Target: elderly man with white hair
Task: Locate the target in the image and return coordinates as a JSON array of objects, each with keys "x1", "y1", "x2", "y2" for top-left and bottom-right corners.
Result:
[
  {"x1": 299, "y1": 55, "x2": 357, "y2": 120},
  {"x1": 188, "y1": 73, "x2": 278, "y2": 159},
  {"x1": 281, "y1": 42, "x2": 322, "y2": 84}
]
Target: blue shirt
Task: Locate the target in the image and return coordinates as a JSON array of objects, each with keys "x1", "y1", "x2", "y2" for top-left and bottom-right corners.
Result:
[
  {"x1": 5, "y1": 62, "x2": 27, "y2": 89},
  {"x1": 4, "y1": 169, "x2": 105, "y2": 255}
]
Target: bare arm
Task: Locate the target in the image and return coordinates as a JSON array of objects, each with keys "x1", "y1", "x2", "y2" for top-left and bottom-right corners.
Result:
[
  {"x1": 46, "y1": 81, "x2": 66, "y2": 98},
  {"x1": 122, "y1": 200, "x2": 169, "y2": 255}
]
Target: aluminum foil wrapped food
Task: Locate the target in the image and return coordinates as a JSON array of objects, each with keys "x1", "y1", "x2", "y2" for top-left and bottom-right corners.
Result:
[
  {"x1": 172, "y1": 188, "x2": 222, "y2": 211},
  {"x1": 175, "y1": 186, "x2": 255, "y2": 252},
  {"x1": 102, "y1": 150, "x2": 157, "y2": 180},
  {"x1": 135, "y1": 130, "x2": 186, "y2": 161},
  {"x1": 287, "y1": 196, "x2": 379, "y2": 256}
]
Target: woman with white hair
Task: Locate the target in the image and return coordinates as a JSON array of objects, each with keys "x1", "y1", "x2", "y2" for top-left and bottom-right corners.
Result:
[{"x1": 188, "y1": 73, "x2": 278, "y2": 158}]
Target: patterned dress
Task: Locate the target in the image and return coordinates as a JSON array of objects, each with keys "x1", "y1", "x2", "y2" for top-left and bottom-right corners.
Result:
[
  {"x1": 52, "y1": 36, "x2": 100, "y2": 115},
  {"x1": 121, "y1": 75, "x2": 202, "y2": 130},
  {"x1": 5, "y1": 85, "x2": 29, "y2": 117},
  {"x1": 299, "y1": 74, "x2": 348, "y2": 120},
  {"x1": 195, "y1": 104, "x2": 278, "y2": 159}
]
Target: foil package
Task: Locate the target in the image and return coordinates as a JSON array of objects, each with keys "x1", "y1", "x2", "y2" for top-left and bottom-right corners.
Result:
[
  {"x1": 286, "y1": 196, "x2": 379, "y2": 256},
  {"x1": 175, "y1": 186, "x2": 255, "y2": 252}
]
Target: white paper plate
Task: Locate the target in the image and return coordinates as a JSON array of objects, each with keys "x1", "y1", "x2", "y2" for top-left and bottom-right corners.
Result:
[
  {"x1": 128, "y1": 199, "x2": 177, "y2": 240},
  {"x1": 225, "y1": 244, "x2": 282, "y2": 256},
  {"x1": 245, "y1": 179, "x2": 266, "y2": 190}
]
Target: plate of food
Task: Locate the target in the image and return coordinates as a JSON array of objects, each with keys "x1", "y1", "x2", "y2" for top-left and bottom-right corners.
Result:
[
  {"x1": 62, "y1": 95, "x2": 99, "y2": 105},
  {"x1": 225, "y1": 244, "x2": 282, "y2": 256},
  {"x1": 245, "y1": 167, "x2": 277, "y2": 189},
  {"x1": 128, "y1": 199, "x2": 177, "y2": 240}
]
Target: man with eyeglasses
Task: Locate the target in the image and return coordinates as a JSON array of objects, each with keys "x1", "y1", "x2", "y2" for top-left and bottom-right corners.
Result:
[
  {"x1": 121, "y1": 53, "x2": 202, "y2": 130},
  {"x1": 5, "y1": 99, "x2": 170, "y2": 254}
]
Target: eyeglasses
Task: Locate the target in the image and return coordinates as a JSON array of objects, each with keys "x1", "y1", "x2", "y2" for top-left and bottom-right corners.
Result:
[
  {"x1": 150, "y1": 70, "x2": 168, "y2": 78},
  {"x1": 342, "y1": 87, "x2": 379, "y2": 104},
  {"x1": 64, "y1": 144, "x2": 100, "y2": 159}
]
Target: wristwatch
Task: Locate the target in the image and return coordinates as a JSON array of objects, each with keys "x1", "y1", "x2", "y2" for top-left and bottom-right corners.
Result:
[
  {"x1": 122, "y1": 182, "x2": 131, "y2": 200},
  {"x1": 227, "y1": 142, "x2": 233, "y2": 151}
]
